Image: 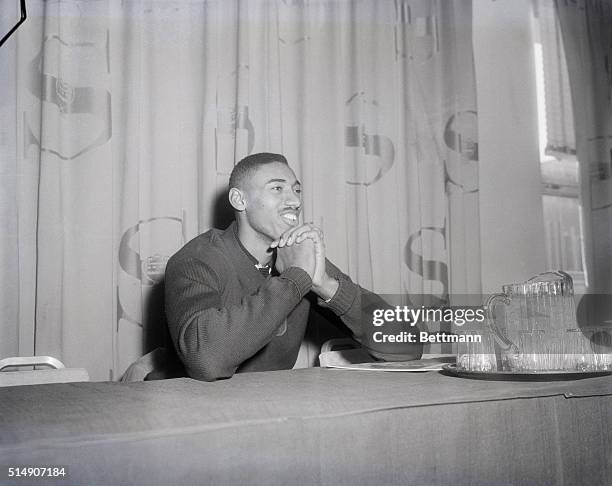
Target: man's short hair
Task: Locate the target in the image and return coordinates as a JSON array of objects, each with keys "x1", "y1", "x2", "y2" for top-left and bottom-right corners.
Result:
[{"x1": 229, "y1": 153, "x2": 288, "y2": 190}]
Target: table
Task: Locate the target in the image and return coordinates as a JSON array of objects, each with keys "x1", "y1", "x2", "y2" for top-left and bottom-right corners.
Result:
[{"x1": 1, "y1": 368, "x2": 610, "y2": 485}]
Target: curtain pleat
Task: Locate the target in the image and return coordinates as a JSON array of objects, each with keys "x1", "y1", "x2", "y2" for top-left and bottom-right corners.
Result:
[{"x1": 555, "y1": 0, "x2": 612, "y2": 328}]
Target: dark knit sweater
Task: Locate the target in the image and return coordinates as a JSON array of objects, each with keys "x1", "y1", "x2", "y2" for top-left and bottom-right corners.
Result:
[{"x1": 164, "y1": 222, "x2": 366, "y2": 381}]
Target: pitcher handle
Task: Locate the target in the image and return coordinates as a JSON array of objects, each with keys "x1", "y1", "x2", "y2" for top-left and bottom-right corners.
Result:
[{"x1": 485, "y1": 293, "x2": 520, "y2": 354}]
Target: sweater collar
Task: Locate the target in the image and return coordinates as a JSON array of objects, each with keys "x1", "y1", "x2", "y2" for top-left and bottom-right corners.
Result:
[
  {"x1": 232, "y1": 223, "x2": 259, "y2": 264},
  {"x1": 220, "y1": 221, "x2": 274, "y2": 279}
]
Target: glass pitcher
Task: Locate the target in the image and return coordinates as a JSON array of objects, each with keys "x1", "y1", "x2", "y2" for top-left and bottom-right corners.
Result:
[{"x1": 485, "y1": 271, "x2": 577, "y2": 370}]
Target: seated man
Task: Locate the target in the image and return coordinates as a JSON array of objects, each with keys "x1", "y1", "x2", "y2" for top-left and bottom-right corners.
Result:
[{"x1": 164, "y1": 153, "x2": 421, "y2": 381}]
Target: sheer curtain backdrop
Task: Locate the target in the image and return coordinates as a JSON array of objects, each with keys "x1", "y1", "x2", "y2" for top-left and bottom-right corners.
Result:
[{"x1": 1, "y1": 0, "x2": 478, "y2": 379}]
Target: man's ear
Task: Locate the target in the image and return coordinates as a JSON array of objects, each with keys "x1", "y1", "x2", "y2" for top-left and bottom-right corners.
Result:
[{"x1": 228, "y1": 187, "x2": 246, "y2": 211}]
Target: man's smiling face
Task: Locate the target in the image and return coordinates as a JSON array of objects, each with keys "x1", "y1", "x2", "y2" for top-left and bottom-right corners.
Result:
[{"x1": 240, "y1": 161, "x2": 302, "y2": 243}]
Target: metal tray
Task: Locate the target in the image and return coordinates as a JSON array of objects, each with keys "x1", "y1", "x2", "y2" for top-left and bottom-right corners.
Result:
[{"x1": 442, "y1": 364, "x2": 612, "y2": 381}]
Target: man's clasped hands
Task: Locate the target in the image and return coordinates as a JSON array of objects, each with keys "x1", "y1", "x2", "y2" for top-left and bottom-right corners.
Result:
[{"x1": 270, "y1": 224, "x2": 338, "y2": 300}]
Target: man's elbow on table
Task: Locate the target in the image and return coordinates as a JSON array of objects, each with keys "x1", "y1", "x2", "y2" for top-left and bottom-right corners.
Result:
[
  {"x1": 179, "y1": 349, "x2": 237, "y2": 382},
  {"x1": 175, "y1": 328, "x2": 238, "y2": 381}
]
